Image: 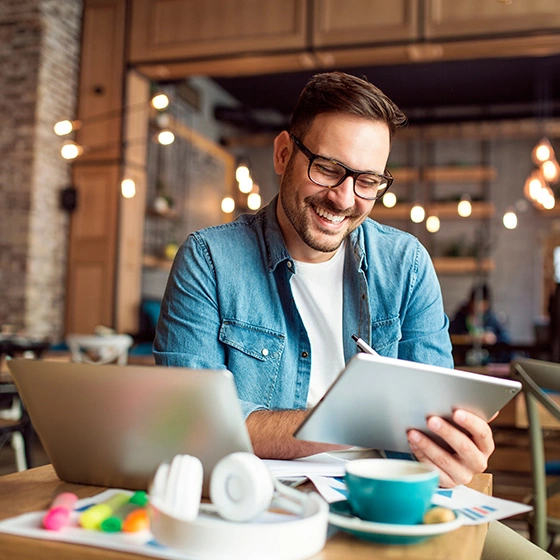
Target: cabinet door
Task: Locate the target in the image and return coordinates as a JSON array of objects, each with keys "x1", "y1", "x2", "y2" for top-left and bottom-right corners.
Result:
[
  {"x1": 129, "y1": 0, "x2": 307, "y2": 63},
  {"x1": 425, "y1": 0, "x2": 560, "y2": 39},
  {"x1": 313, "y1": 0, "x2": 418, "y2": 47}
]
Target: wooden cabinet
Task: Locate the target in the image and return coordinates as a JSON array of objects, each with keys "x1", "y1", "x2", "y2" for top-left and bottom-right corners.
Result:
[
  {"x1": 312, "y1": 0, "x2": 418, "y2": 47},
  {"x1": 129, "y1": 0, "x2": 307, "y2": 63},
  {"x1": 425, "y1": 0, "x2": 560, "y2": 39}
]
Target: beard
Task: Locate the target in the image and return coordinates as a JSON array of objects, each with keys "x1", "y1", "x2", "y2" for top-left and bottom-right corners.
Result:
[{"x1": 279, "y1": 156, "x2": 365, "y2": 254}]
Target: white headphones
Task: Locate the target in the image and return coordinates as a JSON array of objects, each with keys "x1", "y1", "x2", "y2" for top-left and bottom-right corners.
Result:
[{"x1": 149, "y1": 452, "x2": 329, "y2": 560}]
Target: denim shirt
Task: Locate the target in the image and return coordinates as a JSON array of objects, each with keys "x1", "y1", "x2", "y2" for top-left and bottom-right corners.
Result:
[{"x1": 154, "y1": 196, "x2": 453, "y2": 418}]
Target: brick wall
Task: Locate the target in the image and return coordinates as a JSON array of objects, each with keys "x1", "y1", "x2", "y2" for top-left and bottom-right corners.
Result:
[{"x1": 0, "y1": 0, "x2": 82, "y2": 340}]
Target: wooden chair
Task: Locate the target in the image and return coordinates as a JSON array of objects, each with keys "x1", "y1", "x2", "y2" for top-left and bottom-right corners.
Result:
[{"x1": 511, "y1": 358, "x2": 560, "y2": 551}]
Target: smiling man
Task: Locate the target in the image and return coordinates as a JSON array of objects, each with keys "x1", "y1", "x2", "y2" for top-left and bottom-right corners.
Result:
[{"x1": 155, "y1": 72, "x2": 552, "y2": 559}]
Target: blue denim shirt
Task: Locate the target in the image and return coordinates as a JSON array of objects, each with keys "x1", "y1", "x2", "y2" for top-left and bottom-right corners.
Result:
[{"x1": 154, "y1": 197, "x2": 452, "y2": 418}]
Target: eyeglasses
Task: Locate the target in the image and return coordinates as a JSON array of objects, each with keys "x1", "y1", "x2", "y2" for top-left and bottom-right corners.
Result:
[{"x1": 290, "y1": 134, "x2": 393, "y2": 201}]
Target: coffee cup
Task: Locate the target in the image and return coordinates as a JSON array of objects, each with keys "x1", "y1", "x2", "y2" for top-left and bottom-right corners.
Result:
[{"x1": 345, "y1": 458, "x2": 439, "y2": 525}]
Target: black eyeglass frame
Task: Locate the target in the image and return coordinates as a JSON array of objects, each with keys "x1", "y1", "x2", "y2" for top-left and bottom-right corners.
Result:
[{"x1": 289, "y1": 134, "x2": 393, "y2": 201}]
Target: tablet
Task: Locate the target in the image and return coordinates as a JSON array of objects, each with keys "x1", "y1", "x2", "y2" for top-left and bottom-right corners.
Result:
[{"x1": 294, "y1": 353, "x2": 521, "y2": 453}]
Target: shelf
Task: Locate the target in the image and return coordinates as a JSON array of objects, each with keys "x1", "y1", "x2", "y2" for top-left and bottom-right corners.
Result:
[
  {"x1": 424, "y1": 166, "x2": 496, "y2": 183},
  {"x1": 432, "y1": 257, "x2": 495, "y2": 275},
  {"x1": 142, "y1": 254, "x2": 173, "y2": 270},
  {"x1": 389, "y1": 168, "x2": 419, "y2": 182},
  {"x1": 145, "y1": 208, "x2": 181, "y2": 220},
  {"x1": 371, "y1": 201, "x2": 494, "y2": 221}
]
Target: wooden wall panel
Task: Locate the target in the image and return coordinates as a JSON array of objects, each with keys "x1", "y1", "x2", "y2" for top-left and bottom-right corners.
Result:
[
  {"x1": 129, "y1": 0, "x2": 307, "y2": 63},
  {"x1": 425, "y1": 0, "x2": 560, "y2": 39},
  {"x1": 66, "y1": 164, "x2": 120, "y2": 334},
  {"x1": 313, "y1": 0, "x2": 418, "y2": 47}
]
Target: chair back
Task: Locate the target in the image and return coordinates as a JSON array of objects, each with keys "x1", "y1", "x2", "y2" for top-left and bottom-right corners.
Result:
[{"x1": 511, "y1": 358, "x2": 560, "y2": 549}]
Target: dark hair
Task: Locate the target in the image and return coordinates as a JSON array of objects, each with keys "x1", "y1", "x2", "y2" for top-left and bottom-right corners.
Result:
[
  {"x1": 469, "y1": 283, "x2": 491, "y2": 305},
  {"x1": 289, "y1": 71, "x2": 407, "y2": 141}
]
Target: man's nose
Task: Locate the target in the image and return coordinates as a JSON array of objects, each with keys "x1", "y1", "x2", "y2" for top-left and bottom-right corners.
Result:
[{"x1": 327, "y1": 175, "x2": 355, "y2": 209}]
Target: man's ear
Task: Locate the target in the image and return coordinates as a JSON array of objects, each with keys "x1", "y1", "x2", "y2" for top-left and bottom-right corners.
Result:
[{"x1": 273, "y1": 131, "x2": 292, "y2": 175}]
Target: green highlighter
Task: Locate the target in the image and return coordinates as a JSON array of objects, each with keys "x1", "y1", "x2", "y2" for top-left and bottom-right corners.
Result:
[{"x1": 100, "y1": 491, "x2": 149, "y2": 533}]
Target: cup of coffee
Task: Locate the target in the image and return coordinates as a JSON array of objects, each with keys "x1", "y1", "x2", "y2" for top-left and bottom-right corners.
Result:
[{"x1": 345, "y1": 458, "x2": 439, "y2": 525}]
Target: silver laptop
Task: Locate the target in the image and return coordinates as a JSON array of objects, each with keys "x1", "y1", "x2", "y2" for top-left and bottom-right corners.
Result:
[{"x1": 8, "y1": 359, "x2": 253, "y2": 494}]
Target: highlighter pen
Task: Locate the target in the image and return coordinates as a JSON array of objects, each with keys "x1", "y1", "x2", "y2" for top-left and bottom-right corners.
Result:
[
  {"x1": 351, "y1": 334, "x2": 379, "y2": 356},
  {"x1": 43, "y1": 492, "x2": 78, "y2": 531},
  {"x1": 122, "y1": 508, "x2": 150, "y2": 532},
  {"x1": 79, "y1": 492, "x2": 131, "y2": 530},
  {"x1": 100, "y1": 491, "x2": 148, "y2": 533}
]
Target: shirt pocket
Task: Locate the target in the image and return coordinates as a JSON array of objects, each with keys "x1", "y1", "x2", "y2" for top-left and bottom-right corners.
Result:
[
  {"x1": 219, "y1": 319, "x2": 285, "y2": 407},
  {"x1": 371, "y1": 316, "x2": 401, "y2": 357}
]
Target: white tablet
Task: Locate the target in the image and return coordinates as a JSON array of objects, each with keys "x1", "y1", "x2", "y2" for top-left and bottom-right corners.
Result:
[{"x1": 294, "y1": 353, "x2": 521, "y2": 453}]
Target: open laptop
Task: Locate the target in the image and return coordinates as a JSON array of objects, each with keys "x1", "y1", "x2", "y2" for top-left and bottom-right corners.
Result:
[{"x1": 8, "y1": 359, "x2": 253, "y2": 494}]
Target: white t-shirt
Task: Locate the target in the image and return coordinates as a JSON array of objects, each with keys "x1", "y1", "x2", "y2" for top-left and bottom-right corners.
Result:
[{"x1": 291, "y1": 241, "x2": 346, "y2": 407}]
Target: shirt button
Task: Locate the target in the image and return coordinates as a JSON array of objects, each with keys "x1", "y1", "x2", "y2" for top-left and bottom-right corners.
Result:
[
  {"x1": 262, "y1": 348, "x2": 269, "y2": 357},
  {"x1": 301, "y1": 351, "x2": 308, "y2": 358},
  {"x1": 287, "y1": 261, "x2": 293, "y2": 268}
]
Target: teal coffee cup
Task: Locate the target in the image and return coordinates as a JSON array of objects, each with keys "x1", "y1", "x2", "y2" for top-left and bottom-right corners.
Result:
[{"x1": 345, "y1": 458, "x2": 439, "y2": 525}]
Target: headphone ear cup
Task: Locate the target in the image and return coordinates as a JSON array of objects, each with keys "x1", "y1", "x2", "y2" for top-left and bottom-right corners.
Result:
[{"x1": 210, "y1": 452, "x2": 274, "y2": 522}]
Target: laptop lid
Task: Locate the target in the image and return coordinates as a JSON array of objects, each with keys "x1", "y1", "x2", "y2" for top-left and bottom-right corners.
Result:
[{"x1": 8, "y1": 359, "x2": 253, "y2": 493}]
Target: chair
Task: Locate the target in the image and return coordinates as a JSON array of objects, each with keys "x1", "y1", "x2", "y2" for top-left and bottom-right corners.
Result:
[
  {"x1": 66, "y1": 334, "x2": 134, "y2": 365},
  {"x1": 0, "y1": 387, "x2": 29, "y2": 472},
  {"x1": 511, "y1": 358, "x2": 560, "y2": 551}
]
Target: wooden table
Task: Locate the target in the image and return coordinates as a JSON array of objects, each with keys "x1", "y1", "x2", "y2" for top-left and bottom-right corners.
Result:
[{"x1": 0, "y1": 466, "x2": 491, "y2": 560}]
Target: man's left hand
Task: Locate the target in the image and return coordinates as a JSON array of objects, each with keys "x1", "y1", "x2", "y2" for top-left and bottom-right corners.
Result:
[{"x1": 406, "y1": 409, "x2": 495, "y2": 488}]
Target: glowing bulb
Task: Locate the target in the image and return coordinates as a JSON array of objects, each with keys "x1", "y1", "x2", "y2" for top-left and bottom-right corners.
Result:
[
  {"x1": 382, "y1": 192, "x2": 397, "y2": 208},
  {"x1": 247, "y1": 192, "x2": 262, "y2": 210},
  {"x1": 457, "y1": 198, "x2": 472, "y2": 217},
  {"x1": 54, "y1": 120, "x2": 74, "y2": 136},
  {"x1": 238, "y1": 176, "x2": 253, "y2": 194},
  {"x1": 543, "y1": 194, "x2": 556, "y2": 210},
  {"x1": 221, "y1": 197, "x2": 235, "y2": 214},
  {"x1": 410, "y1": 204, "x2": 425, "y2": 223},
  {"x1": 151, "y1": 94, "x2": 169, "y2": 110},
  {"x1": 235, "y1": 164, "x2": 250, "y2": 182},
  {"x1": 121, "y1": 178, "x2": 136, "y2": 199},
  {"x1": 60, "y1": 141, "x2": 82, "y2": 160},
  {"x1": 158, "y1": 130, "x2": 175, "y2": 145},
  {"x1": 542, "y1": 159, "x2": 560, "y2": 183},
  {"x1": 426, "y1": 215, "x2": 440, "y2": 233},
  {"x1": 534, "y1": 142, "x2": 551, "y2": 163},
  {"x1": 503, "y1": 210, "x2": 518, "y2": 230},
  {"x1": 529, "y1": 176, "x2": 543, "y2": 200}
]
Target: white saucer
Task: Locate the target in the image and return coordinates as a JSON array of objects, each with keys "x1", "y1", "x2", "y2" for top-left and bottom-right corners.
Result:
[{"x1": 329, "y1": 500, "x2": 463, "y2": 544}]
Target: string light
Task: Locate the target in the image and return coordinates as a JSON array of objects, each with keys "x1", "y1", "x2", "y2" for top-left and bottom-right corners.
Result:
[
  {"x1": 410, "y1": 204, "x2": 425, "y2": 223},
  {"x1": 121, "y1": 178, "x2": 136, "y2": 199},
  {"x1": 221, "y1": 197, "x2": 235, "y2": 214},
  {"x1": 382, "y1": 192, "x2": 397, "y2": 208},
  {"x1": 426, "y1": 215, "x2": 440, "y2": 233},
  {"x1": 532, "y1": 137, "x2": 554, "y2": 165},
  {"x1": 247, "y1": 192, "x2": 262, "y2": 210},
  {"x1": 150, "y1": 93, "x2": 169, "y2": 110},
  {"x1": 238, "y1": 176, "x2": 253, "y2": 194},
  {"x1": 157, "y1": 130, "x2": 175, "y2": 145},
  {"x1": 542, "y1": 159, "x2": 560, "y2": 183},
  {"x1": 502, "y1": 208, "x2": 518, "y2": 230},
  {"x1": 60, "y1": 140, "x2": 83, "y2": 160},
  {"x1": 457, "y1": 195, "x2": 472, "y2": 218},
  {"x1": 235, "y1": 164, "x2": 250, "y2": 182}
]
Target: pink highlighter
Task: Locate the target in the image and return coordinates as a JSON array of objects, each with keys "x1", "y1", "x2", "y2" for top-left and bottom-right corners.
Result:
[{"x1": 43, "y1": 492, "x2": 79, "y2": 531}]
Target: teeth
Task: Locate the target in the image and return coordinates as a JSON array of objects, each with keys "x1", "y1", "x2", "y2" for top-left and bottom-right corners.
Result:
[{"x1": 314, "y1": 205, "x2": 344, "y2": 224}]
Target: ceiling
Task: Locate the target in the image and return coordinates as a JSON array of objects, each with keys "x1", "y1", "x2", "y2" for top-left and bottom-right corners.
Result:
[{"x1": 213, "y1": 54, "x2": 560, "y2": 131}]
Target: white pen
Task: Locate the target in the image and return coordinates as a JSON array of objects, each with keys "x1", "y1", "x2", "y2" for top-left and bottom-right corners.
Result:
[{"x1": 351, "y1": 334, "x2": 379, "y2": 356}]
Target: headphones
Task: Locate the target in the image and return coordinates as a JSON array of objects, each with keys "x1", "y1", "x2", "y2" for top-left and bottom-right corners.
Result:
[{"x1": 149, "y1": 452, "x2": 329, "y2": 560}]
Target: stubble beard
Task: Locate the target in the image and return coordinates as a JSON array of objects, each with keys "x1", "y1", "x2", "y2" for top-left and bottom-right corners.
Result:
[{"x1": 279, "y1": 159, "x2": 365, "y2": 254}]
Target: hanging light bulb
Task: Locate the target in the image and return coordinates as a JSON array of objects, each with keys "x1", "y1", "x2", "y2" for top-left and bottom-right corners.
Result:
[
  {"x1": 151, "y1": 93, "x2": 170, "y2": 110},
  {"x1": 247, "y1": 192, "x2": 262, "y2": 211},
  {"x1": 410, "y1": 204, "x2": 425, "y2": 223},
  {"x1": 382, "y1": 192, "x2": 397, "y2": 208},
  {"x1": 60, "y1": 140, "x2": 83, "y2": 160},
  {"x1": 235, "y1": 164, "x2": 250, "y2": 182},
  {"x1": 542, "y1": 159, "x2": 560, "y2": 183},
  {"x1": 532, "y1": 137, "x2": 554, "y2": 165},
  {"x1": 54, "y1": 119, "x2": 80, "y2": 136},
  {"x1": 503, "y1": 208, "x2": 518, "y2": 230},
  {"x1": 157, "y1": 130, "x2": 175, "y2": 145},
  {"x1": 121, "y1": 178, "x2": 136, "y2": 199},
  {"x1": 523, "y1": 170, "x2": 545, "y2": 207},
  {"x1": 238, "y1": 176, "x2": 253, "y2": 194},
  {"x1": 221, "y1": 197, "x2": 235, "y2": 214},
  {"x1": 426, "y1": 215, "x2": 440, "y2": 233},
  {"x1": 457, "y1": 195, "x2": 472, "y2": 217}
]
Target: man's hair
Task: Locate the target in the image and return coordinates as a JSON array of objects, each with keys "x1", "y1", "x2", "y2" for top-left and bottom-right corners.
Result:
[{"x1": 289, "y1": 71, "x2": 407, "y2": 141}]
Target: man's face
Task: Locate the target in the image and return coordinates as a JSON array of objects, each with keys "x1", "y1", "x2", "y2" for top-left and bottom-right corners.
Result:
[{"x1": 274, "y1": 113, "x2": 391, "y2": 263}]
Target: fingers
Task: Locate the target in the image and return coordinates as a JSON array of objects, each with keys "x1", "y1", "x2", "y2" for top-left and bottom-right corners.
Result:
[{"x1": 406, "y1": 410, "x2": 495, "y2": 488}]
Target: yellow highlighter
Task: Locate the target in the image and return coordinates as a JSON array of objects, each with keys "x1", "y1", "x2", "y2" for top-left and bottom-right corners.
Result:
[{"x1": 79, "y1": 492, "x2": 131, "y2": 530}]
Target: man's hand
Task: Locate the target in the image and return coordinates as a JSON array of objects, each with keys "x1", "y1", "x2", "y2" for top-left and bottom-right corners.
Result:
[{"x1": 406, "y1": 409, "x2": 495, "y2": 488}]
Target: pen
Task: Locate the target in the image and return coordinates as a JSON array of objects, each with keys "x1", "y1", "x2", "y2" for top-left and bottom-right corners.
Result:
[
  {"x1": 79, "y1": 492, "x2": 131, "y2": 530},
  {"x1": 43, "y1": 492, "x2": 78, "y2": 531},
  {"x1": 100, "y1": 491, "x2": 148, "y2": 533},
  {"x1": 351, "y1": 334, "x2": 379, "y2": 356}
]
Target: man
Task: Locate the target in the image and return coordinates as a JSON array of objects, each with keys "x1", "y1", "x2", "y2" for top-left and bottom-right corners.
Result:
[{"x1": 155, "y1": 72, "x2": 551, "y2": 558}]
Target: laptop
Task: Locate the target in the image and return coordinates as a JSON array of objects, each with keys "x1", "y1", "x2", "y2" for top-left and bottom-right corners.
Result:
[{"x1": 8, "y1": 359, "x2": 253, "y2": 494}]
